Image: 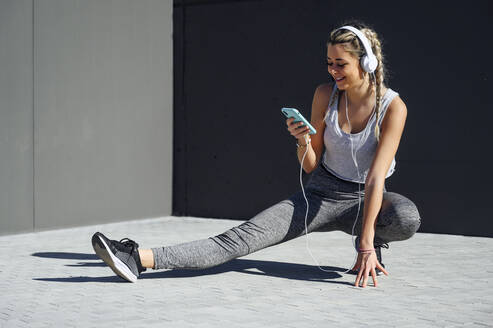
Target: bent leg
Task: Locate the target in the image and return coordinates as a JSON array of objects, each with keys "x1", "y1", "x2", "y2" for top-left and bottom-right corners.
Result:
[
  {"x1": 374, "y1": 191, "x2": 422, "y2": 244},
  {"x1": 336, "y1": 191, "x2": 422, "y2": 245},
  {"x1": 151, "y1": 190, "x2": 339, "y2": 270}
]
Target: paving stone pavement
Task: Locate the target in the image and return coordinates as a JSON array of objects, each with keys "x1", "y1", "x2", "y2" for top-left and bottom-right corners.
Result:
[{"x1": 0, "y1": 216, "x2": 492, "y2": 328}]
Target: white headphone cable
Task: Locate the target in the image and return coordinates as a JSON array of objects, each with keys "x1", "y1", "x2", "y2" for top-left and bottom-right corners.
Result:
[
  {"x1": 342, "y1": 89, "x2": 364, "y2": 274},
  {"x1": 343, "y1": 74, "x2": 378, "y2": 274},
  {"x1": 300, "y1": 135, "x2": 335, "y2": 273},
  {"x1": 301, "y1": 76, "x2": 376, "y2": 275}
]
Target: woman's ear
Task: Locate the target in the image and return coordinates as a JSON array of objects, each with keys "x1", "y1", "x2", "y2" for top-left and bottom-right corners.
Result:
[{"x1": 358, "y1": 66, "x2": 366, "y2": 79}]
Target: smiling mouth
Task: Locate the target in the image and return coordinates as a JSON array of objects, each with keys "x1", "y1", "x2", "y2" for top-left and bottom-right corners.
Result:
[{"x1": 335, "y1": 77, "x2": 345, "y2": 82}]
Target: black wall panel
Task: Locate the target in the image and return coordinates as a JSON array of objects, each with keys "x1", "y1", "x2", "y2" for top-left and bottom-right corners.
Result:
[{"x1": 173, "y1": 0, "x2": 493, "y2": 237}]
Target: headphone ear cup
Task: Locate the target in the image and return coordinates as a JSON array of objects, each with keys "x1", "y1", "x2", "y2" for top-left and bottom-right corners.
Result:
[
  {"x1": 360, "y1": 55, "x2": 370, "y2": 72},
  {"x1": 361, "y1": 54, "x2": 378, "y2": 73}
]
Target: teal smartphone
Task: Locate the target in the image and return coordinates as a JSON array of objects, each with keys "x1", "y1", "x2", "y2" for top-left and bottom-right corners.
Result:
[{"x1": 281, "y1": 107, "x2": 317, "y2": 135}]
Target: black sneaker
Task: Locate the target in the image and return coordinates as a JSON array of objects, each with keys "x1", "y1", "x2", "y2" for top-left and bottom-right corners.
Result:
[
  {"x1": 374, "y1": 243, "x2": 389, "y2": 275},
  {"x1": 91, "y1": 232, "x2": 146, "y2": 282}
]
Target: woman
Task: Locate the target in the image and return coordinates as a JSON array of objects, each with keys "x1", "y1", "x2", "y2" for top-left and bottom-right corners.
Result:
[{"x1": 91, "y1": 20, "x2": 421, "y2": 288}]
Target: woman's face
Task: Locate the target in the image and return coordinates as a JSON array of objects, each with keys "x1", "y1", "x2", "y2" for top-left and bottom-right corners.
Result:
[{"x1": 326, "y1": 43, "x2": 364, "y2": 90}]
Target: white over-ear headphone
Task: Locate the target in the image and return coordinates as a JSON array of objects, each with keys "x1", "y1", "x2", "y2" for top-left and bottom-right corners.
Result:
[{"x1": 335, "y1": 25, "x2": 378, "y2": 73}]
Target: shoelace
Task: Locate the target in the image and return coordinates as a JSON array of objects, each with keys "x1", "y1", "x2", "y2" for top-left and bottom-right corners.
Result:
[
  {"x1": 113, "y1": 238, "x2": 139, "y2": 253},
  {"x1": 118, "y1": 238, "x2": 146, "y2": 272},
  {"x1": 378, "y1": 243, "x2": 389, "y2": 249}
]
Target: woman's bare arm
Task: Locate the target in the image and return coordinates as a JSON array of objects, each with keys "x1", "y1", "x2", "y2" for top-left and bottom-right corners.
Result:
[{"x1": 287, "y1": 83, "x2": 332, "y2": 173}]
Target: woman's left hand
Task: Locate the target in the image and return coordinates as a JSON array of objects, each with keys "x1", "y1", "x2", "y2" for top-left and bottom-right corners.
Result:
[{"x1": 352, "y1": 251, "x2": 389, "y2": 288}]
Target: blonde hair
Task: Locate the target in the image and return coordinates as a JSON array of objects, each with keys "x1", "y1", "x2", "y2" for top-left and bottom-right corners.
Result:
[{"x1": 327, "y1": 22, "x2": 386, "y2": 142}]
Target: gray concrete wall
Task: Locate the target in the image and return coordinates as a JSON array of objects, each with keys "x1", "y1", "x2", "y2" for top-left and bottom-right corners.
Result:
[
  {"x1": 0, "y1": 0, "x2": 34, "y2": 234},
  {"x1": 0, "y1": 0, "x2": 173, "y2": 235}
]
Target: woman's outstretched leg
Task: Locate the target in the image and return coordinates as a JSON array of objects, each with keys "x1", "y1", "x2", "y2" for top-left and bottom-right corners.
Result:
[
  {"x1": 138, "y1": 249, "x2": 155, "y2": 268},
  {"x1": 150, "y1": 190, "x2": 337, "y2": 271},
  {"x1": 91, "y1": 190, "x2": 335, "y2": 282}
]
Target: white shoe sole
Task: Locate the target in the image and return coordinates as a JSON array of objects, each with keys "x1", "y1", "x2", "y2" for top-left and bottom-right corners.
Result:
[{"x1": 93, "y1": 235, "x2": 138, "y2": 283}]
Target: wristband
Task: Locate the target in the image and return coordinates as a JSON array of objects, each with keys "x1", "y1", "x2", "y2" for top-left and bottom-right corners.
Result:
[
  {"x1": 358, "y1": 248, "x2": 375, "y2": 253},
  {"x1": 296, "y1": 136, "x2": 311, "y2": 148}
]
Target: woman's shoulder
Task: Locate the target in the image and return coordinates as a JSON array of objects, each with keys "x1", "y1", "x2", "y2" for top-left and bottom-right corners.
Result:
[
  {"x1": 381, "y1": 84, "x2": 401, "y2": 99},
  {"x1": 380, "y1": 85, "x2": 407, "y2": 126},
  {"x1": 315, "y1": 82, "x2": 335, "y2": 97},
  {"x1": 311, "y1": 82, "x2": 335, "y2": 120},
  {"x1": 313, "y1": 82, "x2": 336, "y2": 105},
  {"x1": 382, "y1": 85, "x2": 405, "y2": 108}
]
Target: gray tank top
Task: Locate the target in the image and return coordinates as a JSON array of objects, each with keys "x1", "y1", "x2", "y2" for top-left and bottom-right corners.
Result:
[{"x1": 321, "y1": 83, "x2": 399, "y2": 183}]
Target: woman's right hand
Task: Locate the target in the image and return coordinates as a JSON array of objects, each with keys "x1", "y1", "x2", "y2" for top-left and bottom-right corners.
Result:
[{"x1": 286, "y1": 118, "x2": 310, "y2": 143}]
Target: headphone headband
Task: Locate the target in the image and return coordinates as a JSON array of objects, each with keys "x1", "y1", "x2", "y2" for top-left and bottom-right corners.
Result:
[{"x1": 335, "y1": 25, "x2": 378, "y2": 73}]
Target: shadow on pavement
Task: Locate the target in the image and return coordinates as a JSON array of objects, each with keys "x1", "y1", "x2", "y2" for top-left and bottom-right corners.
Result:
[
  {"x1": 33, "y1": 275, "x2": 125, "y2": 283},
  {"x1": 146, "y1": 258, "x2": 344, "y2": 281},
  {"x1": 32, "y1": 251, "x2": 105, "y2": 267},
  {"x1": 32, "y1": 252, "x2": 98, "y2": 260},
  {"x1": 32, "y1": 252, "x2": 354, "y2": 285},
  {"x1": 142, "y1": 258, "x2": 354, "y2": 286}
]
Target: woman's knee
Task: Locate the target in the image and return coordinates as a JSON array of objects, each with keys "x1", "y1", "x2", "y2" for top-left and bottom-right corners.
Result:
[
  {"x1": 211, "y1": 224, "x2": 254, "y2": 257},
  {"x1": 380, "y1": 192, "x2": 421, "y2": 240},
  {"x1": 211, "y1": 219, "x2": 277, "y2": 258}
]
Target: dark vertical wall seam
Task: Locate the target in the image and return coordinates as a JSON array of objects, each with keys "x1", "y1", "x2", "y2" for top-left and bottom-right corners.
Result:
[
  {"x1": 182, "y1": 0, "x2": 188, "y2": 215},
  {"x1": 173, "y1": 0, "x2": 187, "y2": 216}
]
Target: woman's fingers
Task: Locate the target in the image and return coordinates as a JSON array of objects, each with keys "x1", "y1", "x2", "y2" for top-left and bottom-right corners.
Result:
[
  {"x1": 371, "y1": 268, "x2": 378, "y2": 287},
  {"x1": 354, "y1": 269, "x2": 363, "y2": 287},
  {"x1": 294, "y1": 128, "x2": 309, "y2": 139},
  {"x1": 376, "y1": 262, "x2": 389, "y2": 276},
  {"x1": 286, "y1": 118, "x2": 299, "y2": 130},
  {"x1": 290, "y1": 123, "x2": 307, "y2": 134},
  {"x1": 355, "y1": 267, "x2": 371, "y2": 288},
  {"x1": 286, "y1": 119, "x2": 309, "y2": 138},
  {"x1": 355, "y1": 255, "x2": 389, "y2": 288},
  {"x1": 362, "y1": 268, "x2": 370, "y2": 288},
  {"x1": 286, "y1": 117, "x2": 295, "y2": 125},
  {"x1": 351, "y1": 254, "x2": 362, "y2": 271}
]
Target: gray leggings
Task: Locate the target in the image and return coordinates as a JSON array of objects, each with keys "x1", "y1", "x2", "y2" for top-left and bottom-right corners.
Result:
[{"x1": 152, "y1": 165, "x2": 421, "y2": 270}]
